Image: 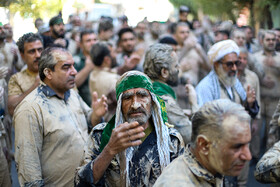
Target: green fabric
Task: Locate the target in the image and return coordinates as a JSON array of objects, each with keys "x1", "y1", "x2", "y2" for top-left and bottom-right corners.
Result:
[
  {"x1": 0, "y1": 22, "x2": 2, "y2": 26},
  {"x1": 153, "y1": 81, "x2": 176, "y2": 99},
  {"x1": 140, "y1": 124, "x2": 154, "y2": 142},
  {"x1": 116, "y1": 75, "x2": 154, "y2": 100},
  {"x1": 99, "y1": 115, "x2": 115, "y2": 152}
]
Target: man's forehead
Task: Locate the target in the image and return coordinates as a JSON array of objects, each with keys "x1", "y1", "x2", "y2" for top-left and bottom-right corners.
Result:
[
  {"x1": 24, "y1": 40, "x2": 43, "y2": 48},
  {"x1": 222, "y1": 115, "x2": 250, "y2": 136}
]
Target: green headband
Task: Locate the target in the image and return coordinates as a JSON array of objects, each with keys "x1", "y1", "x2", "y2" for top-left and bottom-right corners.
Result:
[
  {"x1": 116, "y1": 74, "x2": 154, "y2": 100},
  {"x1": 0, "y1": 22, "x2": 3, "y2": 27}
]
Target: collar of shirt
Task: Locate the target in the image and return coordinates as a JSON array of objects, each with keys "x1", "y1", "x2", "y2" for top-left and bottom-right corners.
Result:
[
  {"x1": 38, "y1": 83, "x2": 70, "y2": 102},
  {"x1": 185, "y1": 144, "x2": 223, "y2": 184}
]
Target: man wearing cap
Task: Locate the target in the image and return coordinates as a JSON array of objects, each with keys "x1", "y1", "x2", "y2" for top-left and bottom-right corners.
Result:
[
  {"x1": 42, "y1": 15, "x2": 69, "y2": 48},
  {"x1": 154, "y1": 99, "x2": 252, "y2": 187},
  {"x1": 75, "y1": 71, "x2": 184, "y2": 186},
  {"x1": 178, "y1": 5, "x2": 192, "y2": 30},
  {"x1": 196, "y1": 40, "x2": 258, "y2": 117},
  {"x1": 143, "y1": 43, "x2": 196, "y2": 144},
  {"x1": 8, "y1": 33, "x2": 43, "y2": 116}
]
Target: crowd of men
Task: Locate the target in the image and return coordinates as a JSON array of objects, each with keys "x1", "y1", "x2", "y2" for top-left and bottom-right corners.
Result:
[{"x1": 1, "y1": 4, "x2": 280, "y2": 187}]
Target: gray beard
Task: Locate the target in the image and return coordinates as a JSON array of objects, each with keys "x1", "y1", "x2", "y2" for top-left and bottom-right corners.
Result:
[{"x1": 217, "y1": 65, "x2": 237, "y2": 87}]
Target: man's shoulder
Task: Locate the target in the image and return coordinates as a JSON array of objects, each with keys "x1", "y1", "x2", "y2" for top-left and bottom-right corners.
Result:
[{"x1": 196, "y1": 71, "x2": 215, "y2": 91}]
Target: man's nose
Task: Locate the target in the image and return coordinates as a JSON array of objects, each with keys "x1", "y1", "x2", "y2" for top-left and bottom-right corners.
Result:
[
  {"x1": 131, "y1": 98, "x2": 141, "y2": 109},
  {"x1": 71, "y1": 66, "x2": 77, "y2": 75},
  {"x1": 240, "y1": 145, "x2": 252, "y2": 161}
]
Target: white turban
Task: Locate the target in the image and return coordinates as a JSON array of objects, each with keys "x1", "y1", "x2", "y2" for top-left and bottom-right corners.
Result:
[{"x1": 208, "y1": 39, "x2": 240, "y2": 65}]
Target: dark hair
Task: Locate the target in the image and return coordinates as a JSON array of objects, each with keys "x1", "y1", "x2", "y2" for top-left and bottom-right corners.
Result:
[
  {"x1": 16, "y1": 33, "x2": 43, "y2": 53},
  {"x1": 215, "y1": 30, "x2": 230, "y2": 38},
  {"x1": 169, "y1": 22, "x2": 189, "y2": 35},
  {"x1": 98, "y1": 20, "x2": 113, "y2": 34},
  {"x1": 39, "y1": 47, "x2": 68, "y2": 80},
  {"x1": 49, "y1": 15, "x2": 64, "y2": 27},
  {"x1": 90, "y1": 42, "x2": 110, "y2": 67},
  {"x1": 80, "y1": 29, "x2": 95, "y2": 41},
  {"x1": 159, "y1": 36, "x2": 178, "y2": 45},
  {"x1": 117, "y1": 27, "x2": 136, "y2": 40}
]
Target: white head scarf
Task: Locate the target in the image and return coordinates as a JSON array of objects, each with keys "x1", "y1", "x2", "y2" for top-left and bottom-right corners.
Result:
[{"x1": 208, "y1": 39, "x2": 240, "y2": 65}]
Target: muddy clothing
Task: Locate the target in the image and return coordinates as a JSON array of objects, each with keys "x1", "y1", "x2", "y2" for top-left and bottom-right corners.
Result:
[
  {"x1": 255, "y1": 140, "x2": 280, "y2": 183},
  {"x1": 8, "y1": 69, "x2": 37, "y2": 96},
  {"x1": 0, "y1": 42, "x2": 23, "y2": 80},
  {"x1": 74, "y1": 52, "x2": 91, "y2": 106},
  {"x1": 75, "y1": 123, "x2": 184, "y2": 187},
  {"x1": 89, "y1": 68, "x2": 119, "y2": 99},
  {"x1": 14, "y1": 83, "x2": 92, "y2": 187},
  {"x1": 253, "y1": 51, "x2": 280, "y2": 145},
  {"x1": 89, "y1": 68, "x2": 119, "y2": 121},
  {"x1": 238, "y1": 68, "x2": 261, "y2": 119},
  {"x1": 154, "y1": 145, "x2": 223, "y2": 187},
  {"x1": 267, "y1": 100, "x2": 280, "y2": 149},
  {"x1": 152, "y1": 81, "x2": 192, "y2": 144}
]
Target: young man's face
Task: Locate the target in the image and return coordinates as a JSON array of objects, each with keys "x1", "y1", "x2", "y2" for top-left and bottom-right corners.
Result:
[
  {"x1": 208, "y1": 115, "x2": 252, "y2": 176},
  {"x1": 174, "y1": 25, "x2": 189, "y2": 46},
  {"x1": 263, "y1": 33, "x2": 276, "y2": 52},
  {"x1": 120, "y1": 32, "x2": 136, "y2": 54},
  {"x1": 81, "y1": 33, "x2": 98, "y2": 54},
  {"x1": 121, "y1": 88, "x2": 152, "y2": 126},
  {"x1": 22, "y1": 40, "x2": 43, "y2": 73}
]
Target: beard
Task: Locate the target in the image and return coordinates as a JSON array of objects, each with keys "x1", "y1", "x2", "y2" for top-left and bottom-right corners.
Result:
[
  {"x1": 167, "y1": 70, "x2": 179, "y2": 87},
  {"x1": 216, "y1": 65, "x2": 237, "y2": 87},
  {"x1": 126, "y1": 107, "x2": 152, "y2": 126},
  {"x1": 53, "y1": 29, "x2": 65, "y2": 38}
]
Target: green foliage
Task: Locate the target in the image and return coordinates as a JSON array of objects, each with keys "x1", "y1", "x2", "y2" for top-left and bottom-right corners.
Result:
[{"x1": 2, "y1": 0, "x2": 65, "y2": 19}]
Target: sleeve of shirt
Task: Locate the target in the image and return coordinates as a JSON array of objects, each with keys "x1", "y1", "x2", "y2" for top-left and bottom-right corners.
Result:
[
  {"x1": 255, "y1": 140, "x2": 280, "y2": 183},
  {"x1": 162, "y1": 95, "x2": 192, "y2": 144},
  {"x1": 169, "y1": 128, "x2": 185, "y2": 161},
  {"x1": 8, "y1": 74, "x2": 22, "y2": 96},
  {"x1": 75, "y1": 124, "x2": 106, "y2": 187},
  {"x1": 13, "y1": 102, "x2": 44, "y2": 186},
  {"x1": 267, "y1": 100, "x2": 280, "y2": 149}
]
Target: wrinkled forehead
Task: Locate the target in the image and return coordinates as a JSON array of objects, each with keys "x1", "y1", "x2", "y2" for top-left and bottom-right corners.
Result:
[{"x1": 52, "y1": 50, "x2": 71, "y2": 63}]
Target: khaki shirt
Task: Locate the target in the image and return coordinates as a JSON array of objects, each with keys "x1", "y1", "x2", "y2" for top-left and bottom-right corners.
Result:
[
  {"x1": 253, "y1": 51, "x2": 280, "y2": 98},
  {"x1": 160, "y1": 94, "x2": 192, "y2": 144},
  {"x1": 154, "y1": 145, "x2": 223, "y2": 187},
  {"x1": 14, "y1": 84, "x2": 92, "y2": 187},
  {"x1": 8, "y1": 69, "x2": 37, "y2": 96},
  {"x1": 89, "y1": 68, "x2": 119, "y2": 98},
  {"x1": 255, "y1": 140, "x2": 280, "y2": 183}
]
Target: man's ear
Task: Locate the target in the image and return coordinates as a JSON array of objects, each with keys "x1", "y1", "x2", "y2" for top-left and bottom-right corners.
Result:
[
  {"x1": 213, "y1": 61, "x2": 219, "y2": 71},
  {"x1": 44, "y1": 68, "x2": 52, "y2": 80},
  {"x1": 196, "y1": 135, "x2": 211, "y2": 155},
  {"x1": 160, "y1": 68, "x2": 169, "y2": 80}
]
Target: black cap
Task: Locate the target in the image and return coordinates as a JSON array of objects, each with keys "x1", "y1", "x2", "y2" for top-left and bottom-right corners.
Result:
[
  {"x1": 49, "y1": 15, "x2": 64, "y2": 27},
  {"x1": 179, "y1": 5, "x2": 190, "y2": 13},
  {"x1": 159, "y1": 36, "x2": 178, "y2": 45}
]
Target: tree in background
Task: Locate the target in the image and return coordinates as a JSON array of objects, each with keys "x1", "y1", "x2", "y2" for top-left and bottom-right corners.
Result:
[{"x1": 169, "y1": 0, "x2": 280, "y2": 29}]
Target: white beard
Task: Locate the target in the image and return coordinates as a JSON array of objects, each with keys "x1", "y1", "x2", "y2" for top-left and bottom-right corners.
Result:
[{"x1": 216, "y1": 65, "x2": 237, "y2": 87}]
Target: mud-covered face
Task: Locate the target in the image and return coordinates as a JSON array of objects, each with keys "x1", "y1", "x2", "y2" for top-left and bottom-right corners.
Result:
[
  {"x1": 208, "y1": 115, "x2": 251, "y2": 176},
  {"x1": 121, "y1": 88, "x2": 152, "y2": 126}
]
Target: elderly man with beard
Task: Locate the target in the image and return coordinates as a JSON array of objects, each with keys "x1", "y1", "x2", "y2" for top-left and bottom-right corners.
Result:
[
  {"x1": 196, "y1": 40, "x2": 258, "y2": 118},
  {"x1": 154, "y1": 99, "x2": 252, "y2": 187},
  {"x1": 75, "y1": 71, "x2": 184, "y2": 187},
  {"x1": 13, "y1": 46, "x2": 108, "y2": 187},
  {"x1": 8, "y1": 33, "x2": 43, "y2": 116},
  {"x1": 143, "y1": 43, "x2": 196, "y2": 144}
]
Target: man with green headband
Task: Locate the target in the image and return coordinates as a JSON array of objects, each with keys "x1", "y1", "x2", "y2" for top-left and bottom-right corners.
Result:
[
  {"x1": 75, "y1": 71, "x2": 184, "y2": 187},
  {"x1": 144, "y1": 43, "x2": 197, "y2": 144}
]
